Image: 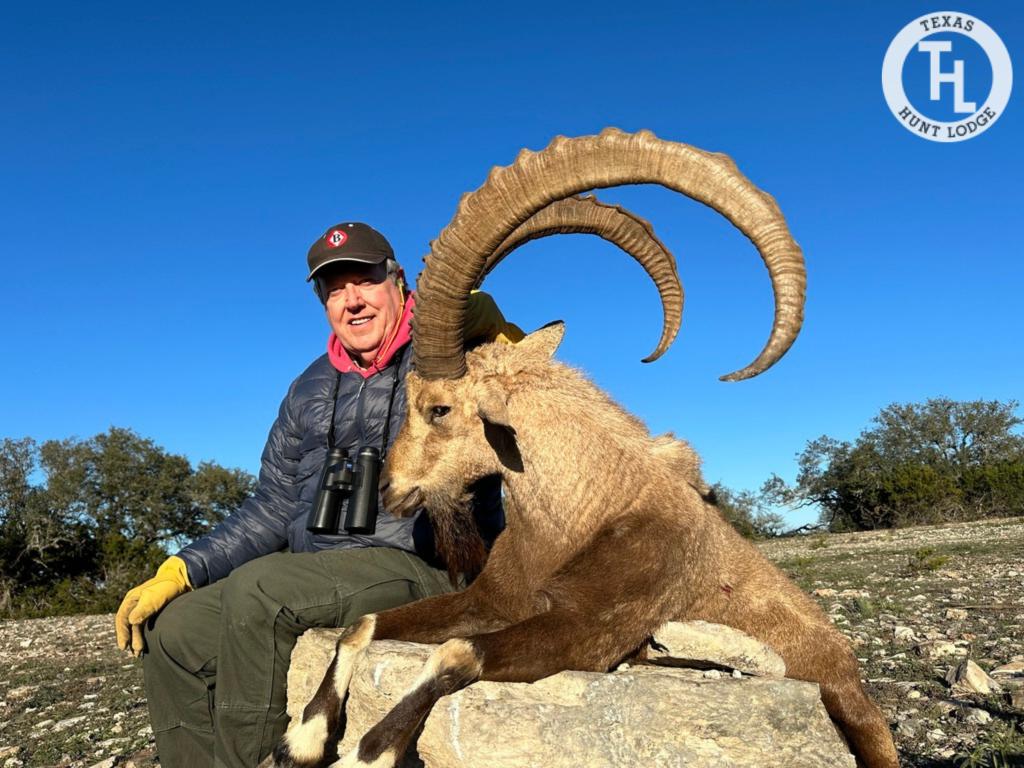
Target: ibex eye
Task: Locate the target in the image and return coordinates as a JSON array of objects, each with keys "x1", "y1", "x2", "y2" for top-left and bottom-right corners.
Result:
[{"x1": 430, "y1": 405, "x2": 451, "y2": 420}]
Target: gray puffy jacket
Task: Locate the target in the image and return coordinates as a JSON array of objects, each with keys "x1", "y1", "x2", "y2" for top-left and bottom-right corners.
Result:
[{"x1": 177, "y1": 342, "x2": 503, "y2": 588}]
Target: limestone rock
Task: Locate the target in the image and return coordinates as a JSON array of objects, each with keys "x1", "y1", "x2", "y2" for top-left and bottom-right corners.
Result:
[
  {"x1": 53, "y1": 715, "x2": 87, "y2": 732},
  {"x1": 893, "y1": 626, "x2": 916, "y2": 642},
  {"x1": 287, "y1": 626, "x2": 855, "y2": 768},
  {"x1": 1008, "y1": 682, "x2": 1024, "y2": 710},
  {"x1": 946, "y1": 659, "x2": 1003, "y2": 696},
  {"x1": 646, "y1": 620, "x2": 787, "y2": 677},
  {"x1": 418, "y1": 667, "x2": 853, "y2": 768},
  {"x1": 959, "y1": 707, "x2": 992, "y2": 725},
  {"x1": 288, "y1": 632, "x2": 437, "y2": 763},
  {"x1": 340, "y1": 640, "x2": 437, "y2": 758},
  {"x1": 4, "y1": 686, "x2": 35, "y2": 702},
  {"x1": 838, "y1": 589, "x2": 869, "y2": 598},
  {"x1": 916, "y1": 640, "x2": 959, "y2": 658},
  {"x1": 285, "y1": 627, "x2": 346, "y2": 721},
  {"x1": 286, "y1": 631, "x2": 433, "y2": 728},
  {"x1": 991, "y1": 661, "x2": 1024, "y2": 677},
  {"x1": 896, "y1": 719, "x2": 918, "y2": 737}
]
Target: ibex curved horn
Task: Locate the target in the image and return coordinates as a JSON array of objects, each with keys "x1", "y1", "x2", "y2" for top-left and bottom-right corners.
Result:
[
  {"x1": 414, "y1": 128, "x2": 806, "y2": 382},
  {"x1": 478, "y1": 194, "x2": 682, "y2": 363}
]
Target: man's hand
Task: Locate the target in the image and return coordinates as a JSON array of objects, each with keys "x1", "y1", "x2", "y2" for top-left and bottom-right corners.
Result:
[{"x1": 114, "y1": 556, "x2": 192, "y2": 656}]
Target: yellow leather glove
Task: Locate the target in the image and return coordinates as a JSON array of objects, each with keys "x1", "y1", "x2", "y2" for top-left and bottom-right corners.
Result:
[
  {"x1": 115, "y1": 555, "x2": 192, "y2": 656},
  {"x1": 465, "y1": 291, "x2": 525, "y2": 346}
]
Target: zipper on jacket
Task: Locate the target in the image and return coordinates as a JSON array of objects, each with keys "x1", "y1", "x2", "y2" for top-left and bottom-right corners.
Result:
[{"x1": 354, "y1": 377, "x2": 369, "y2": 448}]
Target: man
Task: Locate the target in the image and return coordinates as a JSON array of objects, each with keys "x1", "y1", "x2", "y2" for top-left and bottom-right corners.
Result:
[{"x1": 115, "y1": 222, "x2": 521, "y2": 768}]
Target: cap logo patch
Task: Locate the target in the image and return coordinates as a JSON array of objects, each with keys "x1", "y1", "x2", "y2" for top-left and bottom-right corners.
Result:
[{"x1": 326, "y1": 230, "x2": 348, "y2": 249}]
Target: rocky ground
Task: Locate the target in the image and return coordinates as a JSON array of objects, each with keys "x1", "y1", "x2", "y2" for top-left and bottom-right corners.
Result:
[
  {"x1": 761, "y1": 516, "x2": 1024, "y2": 767},
  {"x1": 1, "y1": 516, "x2": 1022, "y2": 767}
]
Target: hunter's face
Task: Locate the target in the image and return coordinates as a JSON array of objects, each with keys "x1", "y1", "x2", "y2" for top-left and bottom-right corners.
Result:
[{"x1": 320, "y1": 262, "x2": 403, "y2": 365}]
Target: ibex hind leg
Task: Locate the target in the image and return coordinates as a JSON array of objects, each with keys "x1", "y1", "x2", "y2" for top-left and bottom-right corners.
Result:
[{"x1": 268, "y1": 616, "x2": 377, "y2": 768}]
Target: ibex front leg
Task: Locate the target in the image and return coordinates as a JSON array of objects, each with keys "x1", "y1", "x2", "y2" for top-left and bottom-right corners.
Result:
[
  {"x1": 334, "y1": 636, "x2": 481, "y2": 767},
  {"x1": 265, "y1": 616, "x2": 375, "y2": 768},
  {"x1": 334, "y1": 516, "x2": 677, "y2": 767},
  {"x1": 333, "y1": 607, "x2": 656, "y2": 768},
  {"x1": 267, "y1": 586, "x2": 511, "y2": 768}
]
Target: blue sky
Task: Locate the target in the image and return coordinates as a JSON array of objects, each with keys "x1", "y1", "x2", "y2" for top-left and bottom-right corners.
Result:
[{"x1": 1, "y1": 1, "x2": 1020, "y2": 527}]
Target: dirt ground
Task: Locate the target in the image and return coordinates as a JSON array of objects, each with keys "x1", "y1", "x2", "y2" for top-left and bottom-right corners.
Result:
[{"x1": 2, "y1": 516, "x2": 1023, "y2": 767}]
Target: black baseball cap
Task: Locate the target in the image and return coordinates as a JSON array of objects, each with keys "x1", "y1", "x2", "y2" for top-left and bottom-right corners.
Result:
[{"x1": 306, "y1": 222, "x2": 395, "y2": 281}]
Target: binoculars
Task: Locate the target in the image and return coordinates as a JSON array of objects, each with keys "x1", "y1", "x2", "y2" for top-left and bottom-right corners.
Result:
[{"x1": 306, "y1": 446, "x2": 381, "y2": 535}]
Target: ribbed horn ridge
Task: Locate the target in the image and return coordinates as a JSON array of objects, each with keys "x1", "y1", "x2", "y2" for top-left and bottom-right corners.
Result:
[
  {"x1": 478, "y1": 194, "x2": 683, "y2": 363},
  {"x1": 414, "y1": 128, "x2": 806, "y2": 381}
]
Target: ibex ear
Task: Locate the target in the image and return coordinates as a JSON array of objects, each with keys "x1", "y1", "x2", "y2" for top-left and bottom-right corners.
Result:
[
  {"x1": 519, "y1": 321, "x2": 565, "y2": 359},
  {"x1": 477, "y1": 384, "x2": 523, "y2": 472},
  {"x1": 477, "y1": 385, "x2": 515, "y2": 434}
]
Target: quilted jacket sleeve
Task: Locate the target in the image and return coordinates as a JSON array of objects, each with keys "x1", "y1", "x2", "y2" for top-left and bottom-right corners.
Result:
[{"x1": 175, "y1": 378, "x2": 304, "y2": 588}]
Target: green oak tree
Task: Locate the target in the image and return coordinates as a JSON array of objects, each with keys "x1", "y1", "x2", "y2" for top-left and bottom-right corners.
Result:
[
  {"x1": 0, "y1": 429, "x2": 254, "y2": 617},
  {"x1": 764, "y1": 399, "x2": 1024, "y2": 531}
]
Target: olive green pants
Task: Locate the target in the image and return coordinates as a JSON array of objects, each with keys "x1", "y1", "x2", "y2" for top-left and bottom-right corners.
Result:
[{"x1": 141, "y1": 548, "x2": 454, "y2": 768}]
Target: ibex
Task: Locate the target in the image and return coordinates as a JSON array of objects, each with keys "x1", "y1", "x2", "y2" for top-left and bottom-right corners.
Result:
[{"x1": 270, "y1": 129, "x2": 899, "y2": 768}]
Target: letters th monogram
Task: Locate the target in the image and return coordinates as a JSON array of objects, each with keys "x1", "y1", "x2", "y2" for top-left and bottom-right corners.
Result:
[{"x1": 917, "y1": 40, "x2": 975, "y2": 114}]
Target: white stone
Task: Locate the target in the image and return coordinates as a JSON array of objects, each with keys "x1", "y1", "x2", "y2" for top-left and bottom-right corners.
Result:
[
  {"x1": 420, "y1": 668, "x2": 855, "y2": 768},
  {"x1": 286, "y1": 625, "x2": 856, "y2": 768},
  {"x1": 647, "y1": 621, "x2": 787, "y2": 677},
  {"x1": 991, "y1": 661, "x2": 1024, "y2": 677},
  {"x1": 53, "y1": 715, "x2": 87, "y2": 732},
  {"x1": 962, "y1": 707, "x2": 992, "y2": 725},
  {"x1": 946, "y1": 659, "x2": 1003, "y2": 696},
  {"x1": 894, "y1": 626, "x2": 916, "y2": 642},
  {"x1": 917, "y1": 640, "x2": 959, "y2": 658}
]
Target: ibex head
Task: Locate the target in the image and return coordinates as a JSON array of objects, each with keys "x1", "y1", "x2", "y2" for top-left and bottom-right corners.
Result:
[
  {"x1": 383, "y1": 128, "x2": 806, "y2": 560},
  {"x1": 383, "y1": 322, "x2": 566, "y2": 519}
]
